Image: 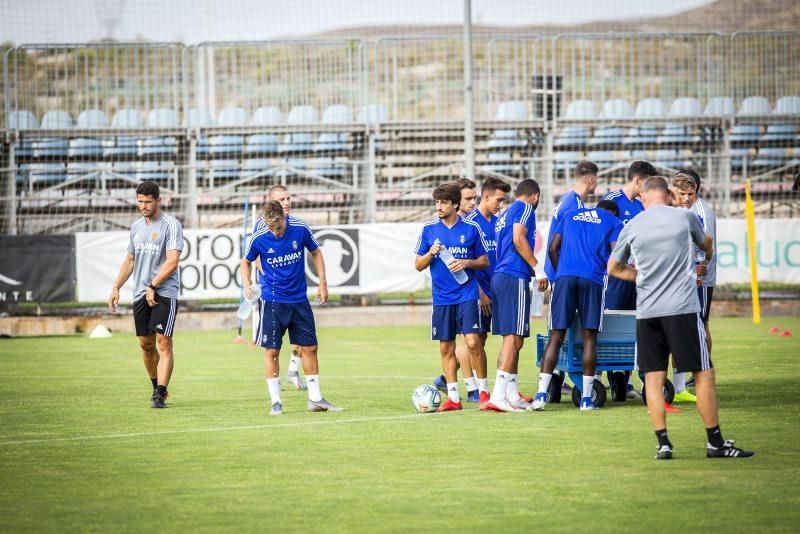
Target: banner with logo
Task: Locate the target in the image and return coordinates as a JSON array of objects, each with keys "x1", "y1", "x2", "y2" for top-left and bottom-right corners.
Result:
[
  {"x1": 0, "y1": 235, "x2": 76, "y2": 303},
  {"x1": 74, "y1": 218, "x2": 800, "y2": 302}
]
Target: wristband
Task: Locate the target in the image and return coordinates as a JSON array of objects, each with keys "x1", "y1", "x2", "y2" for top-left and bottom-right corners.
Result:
[{"x1": 148, "y1": 283, "x2": 157, "y2": 291}]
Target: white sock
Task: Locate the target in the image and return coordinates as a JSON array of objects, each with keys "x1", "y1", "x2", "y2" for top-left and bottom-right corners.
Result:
[
  {"x1": 288, "y1": 352, "x2": 300, "y2": 374},
  {"x1": 266, "y1": 378, "x2": 281, "y2": 405},
  {"x1": 628, "y1": 373, "x2": 635, "y2": 386},
  {"x1": 537, "y1": 372, "x2": 553, "y2": 394},
  {"x1": 594, "y1": 373, "x2": 603, "y2": 383},
  {"x1": 306, "y1": 374, "x2": 322, "y2": 402},
  {"x1": 582, "y1": 375, "x2": 594, "y2": 400},
  {"x1": 477, "y1": 378, "x2": 489, "y2": 393},
  {"x1": 491, "y1": 370, "x2": 510, "y2": 403},
  {"x1": 506, "y1": 374, "x2": 521, "y2": 402},
  {"x1": 446, "y1": 382, "x2": 460, "y2": 403},
  {"x1": 465, "y1": 375, "x2": 478, "y2": 392},
  {"x1": 673, "y1": 371, "x2": 686, "y2": 393}
]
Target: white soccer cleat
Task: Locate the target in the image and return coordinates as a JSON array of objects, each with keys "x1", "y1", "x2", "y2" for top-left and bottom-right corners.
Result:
[
  {"x1": 484, "y1": 398, "x2": 523, "y2": 412},
  {"x1": 286, "y1": 370, "x2": 307, "y2": 390},
  {"x1": 527, "y1": 393, "x2": 548, "y2": 411}
]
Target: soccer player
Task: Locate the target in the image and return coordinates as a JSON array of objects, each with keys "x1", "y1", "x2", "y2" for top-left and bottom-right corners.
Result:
[
  {"x1": 462, "y1": 177, "x2": 512, "y2": 404},
  {"x1": 608, "y1": 176, "x2": 754, "y2": 460},
  {"x1": 414, "y1": 183, "x2": 489, "y2": 412},
  {"x1": 485, "y1": 179, "x2": 548, "y2": 412},
  {"x1": 241, "y1": 200, "x2": 341, "y2": 415},
  {"x1": 108, "y1": 181, "x2": 183, "y2": 409},
  {"x1": 602, "y1": 160, "x2": 658, "y2": 399},
  {"x1": 252, "y1": 185, "x2": 313, "y2": 391},
  {"x1": 530, "y1": 200, "x2": 622, "y2": 411}
]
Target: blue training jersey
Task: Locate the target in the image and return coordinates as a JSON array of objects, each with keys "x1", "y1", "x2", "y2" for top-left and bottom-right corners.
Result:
[
  {"x1": 415, "y1": 217, "x2": 487, "y2": 306},
  {"x1": 551, "y1": 207, "x2": 623, "y2": 286},
  {"x1": 252, "y1": 215, "x2": 301, "y2": 288},
  {"x1": 494, "y1": 199, "x2": 538, "y2": 282},
  {"x1": 603, "y1": 189, "x2": 644, "y2": 225},
  {"x1": 463, "y1": 209, "x2": 498, "y2": 298},
  {"x1": 245, "y1": 217, "x2": 319, "y2": 303},
  {"x1": 544, "y1": 190, "x2": 584, "y2": 279}
]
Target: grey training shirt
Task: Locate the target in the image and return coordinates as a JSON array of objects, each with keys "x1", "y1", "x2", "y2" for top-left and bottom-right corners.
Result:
[
  {"x1": 610, "y1": 205, "x2": 706, "y2": 319},
  {"x1": 693, "y1": 197, "x2": 717, "y2": 287},
  {"x1": 128, "y1": 211, "x2": 184, "y2": 300}
]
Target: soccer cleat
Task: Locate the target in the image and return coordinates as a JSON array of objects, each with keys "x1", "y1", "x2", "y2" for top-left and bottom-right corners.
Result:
[
  {"x1": 433, "y1": 374, "x2": 447, "y2": 392},
  {"x1": 517, "y1": 392, "x2": 533, "y2": 403},
  {"x1": 579, "y1": 397, "x2": 599, "y2": 411},
  {"x1": 664, "y1": 402, "x2": 682, "y2": 414},
  {"x1": 466, "y1": 389, "x2": 480, "y2": 403},
  {"x1": 484, "y1": 399, "x2": 523, "y2": 412},
  {"x1": 561, "y1": 382, "x2": 573, "y2": 395},
  {"x1": 655, "y1": 444, "x2": 673, "y2": 460},
  {"x1": 626, "y1": 385, "x2": 642, "y2": 400},
  {"x1": 269, "y1": 401, "x2": 283, "y2": 416},
  {"x1": 479, "y1": 391, "x2": 490, "y2": 404},
  {"x1": 514, "y1": 397, "x2": 532, "y2": 410},
  {"x1": 528, "y1": 392, "x2": 548, "y2": 411},
  {"x1": 437, "y1": 399, "x2": 463, "y2": 412},
  {"x1": 150, "y1": 392, "x2": 167, "y2": 409},
  {"x1": 152, "y1": 388, "x2": 170, "y2": 401},
  {"x1": 673, "y1": 390, "x2": 697, "y2": 403},
  {"x1": 706, "y1": 440, "x2": 755, "y2": 458},
  {"x1": 307, "y1": 398, "x2": 344, "y2": 412},
  {"x1": 685, "y1": 377, "x2": 695, "y2": 388},
  {"x1": 286, "y1": 371, "x2": 307, "y2": 391}
]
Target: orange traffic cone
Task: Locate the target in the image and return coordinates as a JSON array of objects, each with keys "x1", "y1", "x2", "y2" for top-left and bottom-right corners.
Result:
[
  {"x1": 780, "y1": 330, "x2": 793, "y2": 337},
  {"x1": 768, "y1": 326, "x2": 781, "y2": 334}
]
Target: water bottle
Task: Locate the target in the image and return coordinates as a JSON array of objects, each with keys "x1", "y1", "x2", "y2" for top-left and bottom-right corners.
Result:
[
  {"x1": 531, "y1": 287, "x2": 545, "y2": 317},
  {"x1": 236, "y1": 283, "x2": 261, "y2": 320},
  {"x1": 438, "y1": 247, "x2": 469, "y2": 284}
]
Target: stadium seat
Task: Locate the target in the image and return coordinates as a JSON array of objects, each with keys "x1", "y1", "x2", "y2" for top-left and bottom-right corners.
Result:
[
  {"x1": 586, "y1": 151, "x2": 615, "y2": 168},
  {"x1": 141, "y1": 108, "x2": 178, "y2": 156},
  {"x1": 654, "y1": 149, "x2": 692, "y2": 170},
  {"x1": 67, "y1": 109, "x2": 109, "y2": 179},
  {"x1": 623, "y1": 126, "x2": 658, "y2": 146},
  {"x1": 563, "y1": 100, "x2": 596, "y2": 119},
  {"x1": 358, "y1": 104, "x2": 389, "y2": 151},
  {"x1": 279, "y1": 105, "x2": 318, "y2": 153},
  {"x1": 729, "y1": 123, "x2": 761, "y2": 169},
  {"x1": 589, "y1": 127, "x2": 623, "y2": 146},
  {"x1": 555, "y1": 126, "x2": 589, "y2": 147},
  {"x1": 487, "y1": 100, "x2": 528, "y2": 169},
  {"x1": 33, "y1": 110, "x2": 73, "y2": 158},
  {"x1": 761, "y1": 123, "x2": 797, "y2": 142},
  {"x1": 657, "y1": 124, "x2": 698, "y2": 144},
  {"x1": 27, "y1": 163, "x2": 68, "y2": 185},
  {"x1": 7, "y1": 110, "x2": 39, "y2": 157},
  {"x1": 184, "y1": 108, "x2": 214, "y2": 154},
  {"x1": 775, "y1": 95, "x2": 800, "y2": 115},
  {"x1": 668, "y1": 98, "x2": 702, "y2": 117},
  {"x1": 554, "y1": 151, "x2": 584, "y2": 172},
  {"x1": 105, "y1": 108, "x2": 143, "y2": 156},
  {"x1": 314, "y1": 104, "x2": 353, "y2": 177},
  {"x1": 634, "y1": 98, "x2": 666, "y2": 118},
  {"x1": 704, "y1": 97, "x2": 734, "y2": 116},
  {"x1": 245, "y1": 106, "x2": 284, "y2": 155},
  {"x1": 210, "y1": 107, "x2": 249, "y2": 180},
  {"x1": 135, "y1": 161, "x2": 172, "y2": 182},
  {"x1": 601, "y1": 99, "x2": 633, "y2": 118},
  {"x1": 737, "y1": 96, "x2": 771, "y2": 117},
  {"x1": 241, "y1": 157, "x2": 272, "y2": 179}
]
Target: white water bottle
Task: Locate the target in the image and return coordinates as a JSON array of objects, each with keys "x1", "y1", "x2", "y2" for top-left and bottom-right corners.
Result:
[
  {"x1": 438, "y1": 247, "x2": 469, "y2": 284},
  {"x1": 236, "y1": 283, "x2": 261, "y2": 320},
  {"x1": 531, "y1": 288, "x2": 545, "y2": 317}
]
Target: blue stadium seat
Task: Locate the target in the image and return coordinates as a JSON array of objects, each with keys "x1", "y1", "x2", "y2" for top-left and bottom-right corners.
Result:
[
  {"x1": 589, "y1": 126, "x2": 623, "y2": 146},
  {"x1": 635, "y1": 98, "x2": 666, "y2": 118},
  {"x1": 105, "y1": 108, "x2": 143, "y2": 156},
  {"x1": 314, "y1": 105, "x2": 353, "y2": 177},
  {"x1": 657, "y1": 124, "x2": 698, "y2": 144},
  {"x1": 68, "y1": 109, "x2": 109, "y2": 180},
  {"x1": 141, "y1": 108, "x2": 178, "y2": 156},
  {"x1": 563, "y1": 99, "x2": 596, "y2": 120},
  {"x1": 27, "y1": 163, "x2": 68, "y2": 185},
  {"x1": 210, "y1": 107, "x2": 249, "y2": 181},
  {"x1": 601, "y1": 99, "x2": 633, "y2": 118},
  {"x1": 555, "y1": 126, "x2": 589, "y2": 147},
  {"x1": 704, "y1": 97, "x2": 734, "y2": 117},
  {"x1": 7, "y1": 110, "x2": 39, "y2": 157},
  {"x1": 654, "y1": 149, "x2": 692, "y2": 170},
  {"x1": 485, "y1": 101, "x2": 529, "y2": 173},
  {"x1": 623, "y1": 126, "x2": 658, "y2": 146},
  {"x1": 184, "y1": 108, "x2": 214, "y2": 154},
  {"x1": 279, "y1": 105, "x2": 318, "y2": 153},
  {"x1": 246, "y1": 106, "x2": 284, "y2": 154},
  {"x1": 752, "y1": 147, "x2": 790, "y2": 168},
  {"x1": 586, "y1": 151, "x2": 615, "y2": 168},
  {"x1": 33, "y1": 110, "x2": 73, "y2": 158},
  {"x1": 669, "y1": 98, "x2": 702, "y2": 118},
  {"x1": 554, "y1": 151, "x2": 584, "y2": 172},
  {"x1": 135, "y1": 161, "x2": 172, "y2": 182},
  {"x1": 622, "y1": 99, "x2": 664, "y2": 151},
  {"x1": 737, "y1": 96, "x2": 771, "y2": 117},
  {"x1": 761, "y1": 123, "x2": 797, "y2": 142},
  {"x1": 775, "y1": 95, "x2": 800, "y2": 116}
]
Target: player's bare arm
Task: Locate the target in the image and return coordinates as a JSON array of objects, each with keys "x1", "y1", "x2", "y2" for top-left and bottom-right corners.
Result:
[
  {"x1": 513, "y1": 223, "x2": 548, "y2": 291},
  {"x1": 108, "y1": 253, "x2": 135, "y2": 313},
  {"x1": 310, "y1": 248, "x2": 328, "y2": 304},
  {"x1": 240, "y1": 257, "x2": 255, "y2": 300},
  {"x1": 607, "y1": 257, "x2": 637, "y2": 282},
  {"x1": 145, "y1": 249, "x2": 180, "y2": 307},
  {"x1": 414, "y1": 242, "x2": 442, "y2": 271},
  {"x1": 448, "y1": 254, "x2": 488, "y2": 273},
  {"x1": 548, "y1": 233, "x2": 563, "y2": 271}
]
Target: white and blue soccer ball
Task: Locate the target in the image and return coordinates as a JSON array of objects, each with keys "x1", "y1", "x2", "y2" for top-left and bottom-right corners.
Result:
[{"x1": 412, "y1": 384, "x2": 441, "y2": 413}]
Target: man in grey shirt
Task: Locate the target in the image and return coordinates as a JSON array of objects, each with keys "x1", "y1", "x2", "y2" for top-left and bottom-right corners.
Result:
[
  {"x1": 608, "y1": 176, "x2": 754, "y2": 460},
  {"x1": 108, "y1": 181, "x2": 184, "y2": 409}
]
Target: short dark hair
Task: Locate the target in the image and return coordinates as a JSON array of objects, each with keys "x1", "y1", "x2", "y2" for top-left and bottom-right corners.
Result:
[
  {"x1": 596, "y1": 200, "x2": 620, "y2": 218},
  {"x1": 628, "y1": 160, "x2": 658, "y2": 182},
  {"x1": 481, "y1": 177, "x2": 511, "y2": 195},
  {"x1": 515, "y1": 178, "x2": 540, "y2": 197},
  {"x1": 262, "y1": 200, "x2": 284, "y2": 223},
  {"x1": 678, "y1": 168, "x2": 701, "y2": 191},
  {"x1": 574, "y1": 160, "x2": 599, "y2": 180},
  {"x1": 642, "y1": 175, "x2": 669, "y2": 195},
  {"x1": 136, "y1": 181, "x2": 160, "y2": 199},
  {"x1": 456, "y1": 178, "x2": 476, "y2": 190},
  {"x1": 433, "y1": 183, "x2": 461, "y2": 206}
]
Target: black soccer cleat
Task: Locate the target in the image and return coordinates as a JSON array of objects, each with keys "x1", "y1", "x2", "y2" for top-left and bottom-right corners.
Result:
[
  {"x1": 151, "y1": 392, "x2": 167, "y2": 409},
  {"x1": 655, "y1": 444, "x2": 673, "y2": 460},
  {"x1": 706, "y1": 439, "x2": 755, "y2": 458}
]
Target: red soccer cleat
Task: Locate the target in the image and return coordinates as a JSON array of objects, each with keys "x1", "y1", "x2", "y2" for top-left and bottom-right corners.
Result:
[
  {"x1": 484, "y1": 399, "x2": 523, "y2": 412},
  {"x1": 665, "y1": 402, "x2": 681, "y2": 414},
  {"x1": 437, "y1": 399, "x2": 463, "y2": 412},
  {"x1": 518, "y1": 391, "x2": 533, "y2": 402},
  {"x1": 479, "y1": 391, "x2": 490, "y2": 404}
]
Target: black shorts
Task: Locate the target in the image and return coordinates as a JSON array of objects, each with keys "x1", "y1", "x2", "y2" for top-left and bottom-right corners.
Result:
[
  {"x1": 133, "y1": 294, "x2": 178, "y2": 337},
  {"x1": 697, "y1": 286, "x2": 714, "y2": 323},
  {"x1": 635, "y1": 313, "x2": 712, "y2": 373}
]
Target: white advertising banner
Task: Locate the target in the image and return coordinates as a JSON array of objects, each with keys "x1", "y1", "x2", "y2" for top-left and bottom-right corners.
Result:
[{"x1": 75, "y1": 218, "x2": 800, "y2": 302}]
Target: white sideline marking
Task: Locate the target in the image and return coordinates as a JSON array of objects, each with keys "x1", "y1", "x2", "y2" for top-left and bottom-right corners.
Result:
[{"x1": 0, "y1": 411, "x2": 480, "y2": 446}]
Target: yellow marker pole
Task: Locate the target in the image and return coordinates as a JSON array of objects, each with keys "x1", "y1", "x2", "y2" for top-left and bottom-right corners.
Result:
[{"x1": 744, "y1": 179, "x2": 761, "y2": 324}]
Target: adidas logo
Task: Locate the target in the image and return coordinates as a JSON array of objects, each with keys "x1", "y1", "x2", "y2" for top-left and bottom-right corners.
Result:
[
  {"x1": 309, "y1": 378, "x2": 317, "y2": 382},
  {"x1": 268, "y1": 247, "x2": 275, "y2": 253},
  {"x1": 624, "y1": 210, "x2": 631, "y2": 215},
  {"x1": 449, "y1": 386, "x2": 457, "y2": 391},
  {"x1": 156, "y1": 324, "x2": 164, "y2": 330},
  {"x1": 572, "y1": 210, "x2": 602, "y2": 224},
  {"x1": 472, "y1": 323, "x2": 479, "y2": 329},
  {"x1": 510, "y1": 377, "x2": 517, "y2": 383}
]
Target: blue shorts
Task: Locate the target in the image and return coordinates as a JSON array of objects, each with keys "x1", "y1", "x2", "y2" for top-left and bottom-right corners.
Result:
[
  {"x1": 550, "y1": 275, "x2": 605, "y2": 331},
  {"x1": 431, "y1": 300, "x2": 482, "y2": 341},
  {"x1": 604, "y1": 276, "x2": 636, "y2": 311},
  {"x1": 697, "y1": 286, "x2": 714, "y2": 323},
  {"x1": 479, "y1": 311, "x2": 491, "y2": 334},
  {"x1": 256, "y1": 300, "x2": 318, "y2": 349},
  {"x1": 490, "y1": 272, "x2": 531, "y2": 337}
]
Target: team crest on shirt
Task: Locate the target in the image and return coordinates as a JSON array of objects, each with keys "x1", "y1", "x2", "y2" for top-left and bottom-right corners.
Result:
[
  {"x1": 459, "y1": 234, "x2": 465, "y2": 244},
  {"x1": 432, "y1": 326, "x2": 437, "y2": 336},
  {"x1": 151, "y1": 232, "x2": 159, "y2": 241},
  {"x1": 292, "y1": 240, "x2": 298, "y2": 250}
]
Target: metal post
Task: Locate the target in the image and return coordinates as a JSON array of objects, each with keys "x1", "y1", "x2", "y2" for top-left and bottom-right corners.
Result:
[
  {"x1": 544, "y1": 131, "x2": 555, "y2": 219},
  {"x1": 186, "y1": 135, "x2": 199, "y2": 228},
  {"x1": 6, "y1": 140, "x2": 17, "y2": 235},
  {"x1": 721, "y1": 123, "x2": 731, "y2": 217},
  {"x1": 463, "y1": 0, "x2": 475, "y2": 181},
  {"x1": 366, "y1": 133, "x2": 377, "y2": 223}
]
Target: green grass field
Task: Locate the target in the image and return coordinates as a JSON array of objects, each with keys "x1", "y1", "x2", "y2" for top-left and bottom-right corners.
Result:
[{"x1": 1, "y1": 316, "x2": 799, "y2": 531}]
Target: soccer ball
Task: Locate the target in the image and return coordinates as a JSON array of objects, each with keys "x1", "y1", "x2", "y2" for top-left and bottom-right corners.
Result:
[{"x1": 412, "y1": 384, "x2": 441, "y2": 413}]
